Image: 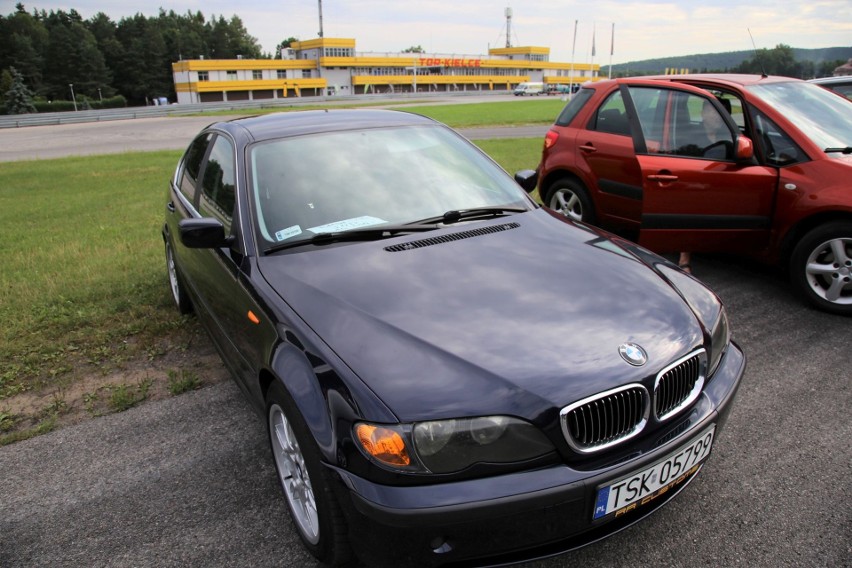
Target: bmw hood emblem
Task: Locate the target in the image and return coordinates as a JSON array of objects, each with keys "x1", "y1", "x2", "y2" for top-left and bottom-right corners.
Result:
[{"x1": 619, "y1": 343, "x2": 647, "y2": 366}]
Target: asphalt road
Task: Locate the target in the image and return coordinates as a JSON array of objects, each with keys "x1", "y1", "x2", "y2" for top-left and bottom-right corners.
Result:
[
  {"x1": 1, "y1": 115, "x2": 850, "y2": 567},
  {"x1": 0, "y1": 101, "x2": 549, "y2": 163}
]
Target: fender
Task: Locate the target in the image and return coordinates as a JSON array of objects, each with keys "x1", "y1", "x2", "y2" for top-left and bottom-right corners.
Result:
[{"x1": 268, "y1": 328, "x2": 398, "y2": 464}]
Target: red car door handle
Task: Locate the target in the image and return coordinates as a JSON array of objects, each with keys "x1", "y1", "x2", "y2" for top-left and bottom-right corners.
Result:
[
  {"x1": 579, "y1": 143, "x2": 596, "y2": 153},
  {"x1": 647, "y1": 174, "x2": 678, "y2": 182}
]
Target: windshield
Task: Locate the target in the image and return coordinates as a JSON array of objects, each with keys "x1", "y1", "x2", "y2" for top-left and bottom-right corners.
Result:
[
  {"x1": 248, "y1": 124, "x2": 531, "y2": 247},
  {"x1": 747, "y1": 81, "x2": 852, "y2": 153}
]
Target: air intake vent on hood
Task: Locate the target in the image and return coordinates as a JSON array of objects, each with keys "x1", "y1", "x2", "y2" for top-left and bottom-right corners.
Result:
[{"x1": 384, "y1": 222, "x2": 520, "y2": 252}]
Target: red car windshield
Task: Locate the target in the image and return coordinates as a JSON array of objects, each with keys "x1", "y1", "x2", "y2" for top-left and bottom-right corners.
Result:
[{"x1": 747, "y1": 81, "x2": 852, "y2": 153}]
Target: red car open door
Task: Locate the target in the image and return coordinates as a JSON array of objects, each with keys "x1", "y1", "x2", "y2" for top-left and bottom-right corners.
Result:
[{"x1": 624, "y1": 83, "x2": 778, "y2": 255}]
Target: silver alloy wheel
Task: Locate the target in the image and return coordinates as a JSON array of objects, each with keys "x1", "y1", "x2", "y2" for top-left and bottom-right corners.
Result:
[
  {"x1": 268, "y1": 403, "x2": 320, "y2": 544},
  {"x1": 804, "y1": 236, "x2": 852, "y2": 305},
  {"x1": 166, "y1": 245, "x2": 181, "y2": 306},
  {"x1": 549, "y1": 188, "x2": 584, "y2": 222}
]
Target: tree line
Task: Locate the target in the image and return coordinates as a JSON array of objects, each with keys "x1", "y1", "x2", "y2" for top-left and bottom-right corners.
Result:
[{"x1": 1, "y1": 3, "x2": 269, "y2": 112}]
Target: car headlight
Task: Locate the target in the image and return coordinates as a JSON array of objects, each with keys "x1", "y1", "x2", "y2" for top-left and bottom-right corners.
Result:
[
  {"x1": 355, "y1": 416, "x2": 554, "y2": 474},
  {"x1": 707, "y1": 306, "x2": 730, "y2": 376}
]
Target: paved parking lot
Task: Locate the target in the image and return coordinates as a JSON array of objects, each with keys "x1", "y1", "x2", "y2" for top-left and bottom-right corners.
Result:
[
  {"x1": 2, "y1": 252, "x2": 849, "y2": 567},
  {"x1": 1, "y1": 115, "x2": 849, "y2": 567}
]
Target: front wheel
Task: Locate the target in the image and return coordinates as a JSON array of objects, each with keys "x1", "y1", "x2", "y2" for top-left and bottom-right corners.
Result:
[
  {"x1": 789, "y1": 221, "x2": 852, "y2": 315},
  {"x1": 543, "y1": 179, "x2": 596, "y2": 224},
  {"x1": 266, "y1": 381, "x2": 352, "y2": 565}
]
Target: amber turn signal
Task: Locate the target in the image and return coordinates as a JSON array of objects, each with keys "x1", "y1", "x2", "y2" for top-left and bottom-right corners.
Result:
[{"x1": 355, "y1": 424, "x2": 411, "y2": 466}]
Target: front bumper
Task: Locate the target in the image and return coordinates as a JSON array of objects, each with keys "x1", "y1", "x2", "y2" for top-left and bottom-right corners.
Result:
[{"x1": 328, "y1": 343, "x2": 745, "y2": 567}]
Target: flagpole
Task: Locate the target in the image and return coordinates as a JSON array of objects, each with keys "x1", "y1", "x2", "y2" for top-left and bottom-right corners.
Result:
[
  {"x1": 569, "y1": 19, "x2": 577, "y2": 95},
  {"x1": 608, "y1": 22, "x2": 614, "y2": 79},
  {"x1": 591, "y1": 22, "x2": 596, "y2": 76}
]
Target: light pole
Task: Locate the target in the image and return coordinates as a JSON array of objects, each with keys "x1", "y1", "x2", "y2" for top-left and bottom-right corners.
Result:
[
  {"x1": 69, "y1": 83, "x2": 77, "y2": 111},
  {"x1": 97, "y1": 88, "x2": 103, "y2": 102}
]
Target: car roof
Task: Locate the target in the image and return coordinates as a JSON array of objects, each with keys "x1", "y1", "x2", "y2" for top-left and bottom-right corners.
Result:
[
  {"x1": 209, "y1": 108, "x2": 441, "y2": 143},
  {"x1": 634, "y1": 73, "x2": 803, "y2": 88}
]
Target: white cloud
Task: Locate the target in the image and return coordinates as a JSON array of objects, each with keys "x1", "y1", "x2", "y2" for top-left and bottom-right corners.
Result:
[{"x1": 13, "y1": 0, "x2": 851, "y2": 62}]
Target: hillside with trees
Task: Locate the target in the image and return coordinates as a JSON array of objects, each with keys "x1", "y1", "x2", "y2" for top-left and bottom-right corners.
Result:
[{"x1": 611, "y1": 46, "x2": 852, "y2": 77}]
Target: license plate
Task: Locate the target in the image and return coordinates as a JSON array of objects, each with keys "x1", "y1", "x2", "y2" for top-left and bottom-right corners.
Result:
[{"x1": 593, "y1": 425, "x2": 715, "y2": 520}]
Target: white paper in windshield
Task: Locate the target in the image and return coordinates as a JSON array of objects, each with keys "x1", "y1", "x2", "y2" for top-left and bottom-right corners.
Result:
[{"x1": 309, "y1": 216, "x2": 387, "y2": 233}]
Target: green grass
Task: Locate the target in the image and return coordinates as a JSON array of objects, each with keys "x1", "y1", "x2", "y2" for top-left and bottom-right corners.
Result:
[
  {"x1": 394, "y1": 99, "x2": 566, "y2": 127},
  {"x1": 181, "y1": 98, "x2": 567, "y2": 129},
  {"x1": 0, "y1": 151, "x2": 185, "y2": 398}
]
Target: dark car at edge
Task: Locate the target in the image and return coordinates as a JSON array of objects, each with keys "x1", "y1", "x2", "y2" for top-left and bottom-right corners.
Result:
[{"x1": 163, "y1": 109, "x2": 745, "y2": 567}]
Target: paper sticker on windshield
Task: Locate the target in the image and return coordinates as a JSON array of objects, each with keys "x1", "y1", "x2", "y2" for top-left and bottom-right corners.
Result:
[
  {"x1": 309, "y1": 216, "x2": 386, "y2": 233},
  {"x1": 275, "y1": 226, "x2": 303, "y2": 241}
]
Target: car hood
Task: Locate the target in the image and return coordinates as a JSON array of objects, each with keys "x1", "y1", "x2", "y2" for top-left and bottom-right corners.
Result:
[{"x1": 258, "y1": 209, "x2": 705, "y2": 422}]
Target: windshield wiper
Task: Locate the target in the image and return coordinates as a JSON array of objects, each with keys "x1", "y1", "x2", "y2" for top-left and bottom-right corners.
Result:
[
  {"x1": 411, "y1": 206, "x2": 528, "y2": 226},
  {"x1": 264, "y1": 224, "x2": 438, "y2": 254},
  {"x1": 824, "y1": 146, "x2": 852, "y2": 154}
]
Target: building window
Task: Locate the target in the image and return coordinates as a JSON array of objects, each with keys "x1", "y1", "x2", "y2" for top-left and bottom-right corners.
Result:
[
  {"x1": 323, "y1": 47, "x2": 353, "y2": 57},
  {"x1": 226, "y1": 70, "x2": 237, "y2": 80},
  {"x1": 197, "y1": 71, "x2": 209, "y2": 82},
  {"x1": 302, "y1": 70, "x2": 312, "y2": 78},
  {"x1": 277, "y1": 70, "x2": 287, "y2": 79},
  {"x1": 252, "y1": 70, "x2": 263, "y2": 80}
]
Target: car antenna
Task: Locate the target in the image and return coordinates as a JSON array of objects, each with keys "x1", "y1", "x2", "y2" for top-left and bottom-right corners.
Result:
[{"x1": 747, "y1": 28, "x2": 768, "y2": 79}]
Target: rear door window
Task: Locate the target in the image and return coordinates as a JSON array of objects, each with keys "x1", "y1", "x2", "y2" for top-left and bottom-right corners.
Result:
[
  {"x1": 554, "y1": 88, "x2": 594, "y2": 126},
  {"x1": 177, "y1": 133, "x2": 212, "y2": 207}
]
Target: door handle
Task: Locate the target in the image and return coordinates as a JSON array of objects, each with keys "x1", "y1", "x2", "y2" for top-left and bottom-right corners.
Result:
[
  {"x1": 167, "y1": 201, "x2": 176, "y2": 212},
  {"x1": 647, "y1": 174, "x2": 678, "y2": 183},
  {"x1": 579, "y1": 143, "x2": 596, "y2": 153}
]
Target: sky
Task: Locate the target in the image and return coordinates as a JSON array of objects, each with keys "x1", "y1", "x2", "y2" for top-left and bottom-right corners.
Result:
[{"x1": 5, "y1": 1, "x2": 851, "y2": 64}]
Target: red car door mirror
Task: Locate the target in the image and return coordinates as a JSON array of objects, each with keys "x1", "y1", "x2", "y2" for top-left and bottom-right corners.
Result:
[{"x1": 735, "y1": 136, "x2": 755, "y2": 162}]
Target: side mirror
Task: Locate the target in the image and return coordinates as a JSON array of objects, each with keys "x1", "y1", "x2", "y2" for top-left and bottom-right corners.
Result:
[
  {"x1": 735, "y1": 135, "x2": 755, "y2": 162},
  {"x1": 514, "y1": 169, "x2": 538, "y2": 193},
  {"x1": 179, "y1": 218, "x2": 235, "y2": 248}
]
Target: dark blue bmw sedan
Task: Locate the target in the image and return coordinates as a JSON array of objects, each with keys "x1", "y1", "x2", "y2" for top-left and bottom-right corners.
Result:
[{"x1": 163, "y1": 109, "x2": 744, "y2": 567}]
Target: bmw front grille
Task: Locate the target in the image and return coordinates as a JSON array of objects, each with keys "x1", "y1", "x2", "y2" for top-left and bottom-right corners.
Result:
[{"x1": 561, "y1": 349, "x2": 706, "y2": 453}]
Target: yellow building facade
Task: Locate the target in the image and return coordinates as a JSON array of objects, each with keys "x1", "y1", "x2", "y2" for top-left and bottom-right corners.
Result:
[{"x1": 172, "y1": 37, "x2": 600, "y2": 103}]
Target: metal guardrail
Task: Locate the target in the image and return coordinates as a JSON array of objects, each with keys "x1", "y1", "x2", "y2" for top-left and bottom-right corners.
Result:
[{"x1": 0, "y1": 91, "x2": 504, "y2": 129}]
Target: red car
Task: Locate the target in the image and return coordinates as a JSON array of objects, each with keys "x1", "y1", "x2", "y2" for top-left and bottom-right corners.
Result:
[{"x1": 536, "y1": 74, "x2": 852, "y2": 315}]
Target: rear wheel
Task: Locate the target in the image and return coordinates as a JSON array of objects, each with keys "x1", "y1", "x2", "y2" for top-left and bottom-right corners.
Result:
[
  {"x1": 165, "y1": 241, "x2": 192, "y2": 314},
  {"x1": 266, "y1": 381, "x2": 352, "y2": 565},
  {"x1": 544, "y1": 179, "x2": 595, "y2": 224},
  {"x1": 789, "y1": 221, "x2": 852, "y2": 315}
]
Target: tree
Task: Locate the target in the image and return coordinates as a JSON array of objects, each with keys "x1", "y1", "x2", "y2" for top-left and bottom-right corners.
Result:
[
  {"x1": 4, "y1": 65, "x2": 37, "y2": 114},
  {"x1": 734, "y1": 44, "x2": 801, "y2": 78},
  {"x1": 403, "y1": 45, "x2": 424, "y2": 53},
  {"x1": 275, "y1": 36, "x2": 299, "y2": 57},
  {"x1": 41, "y1": 9, "x2": 111, "y2": 100},
  {"x1": 0, "y1": 4, "x2": 49, "y2": 94}
]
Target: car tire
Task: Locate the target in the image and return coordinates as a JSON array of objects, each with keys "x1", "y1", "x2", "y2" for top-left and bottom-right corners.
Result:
[
  {"x1": 544, "y1": 179, "x2": 596, "y2": 224},
  {"x1": 165, "y1": 241, "x2": 193, "y2": 314},
  {"x1": 789, "y1": 221, "x2": 852, "y2": 315},
  {"x1": 266, "y1": 381, "x2": 353, "y2": 566}
]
